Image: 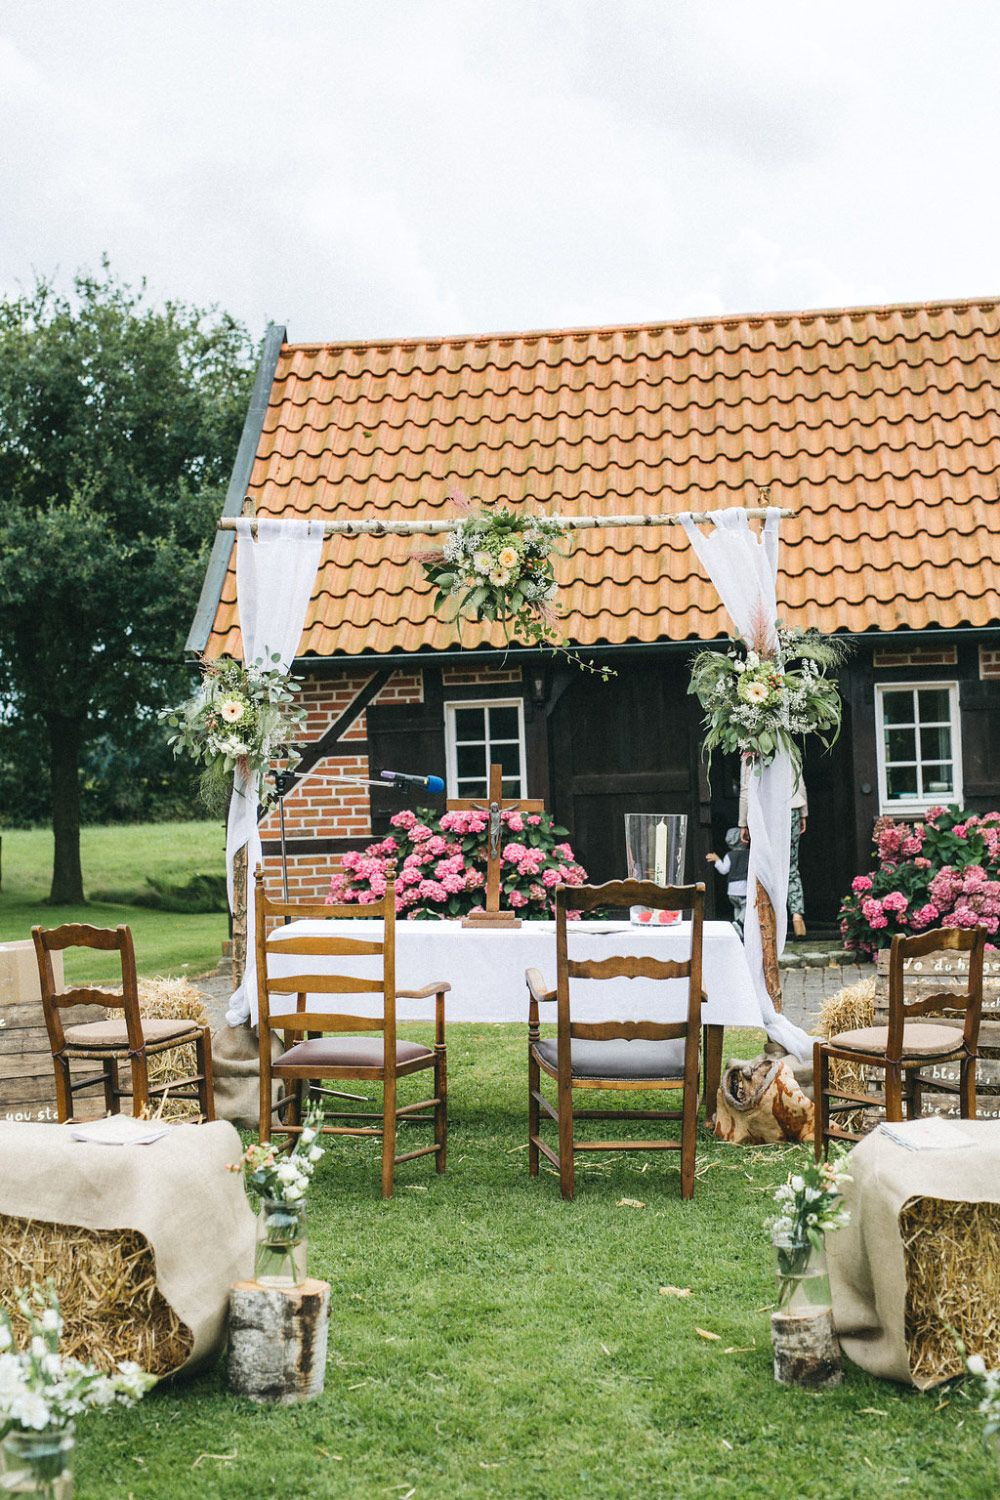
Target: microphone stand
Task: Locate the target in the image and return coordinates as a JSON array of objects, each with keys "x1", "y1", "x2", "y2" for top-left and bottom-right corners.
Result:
[{"x1": 269, "y1": 768, "x2": 294, "y2": 901}]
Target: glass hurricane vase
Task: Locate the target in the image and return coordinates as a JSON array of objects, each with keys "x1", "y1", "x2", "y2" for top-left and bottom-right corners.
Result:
[
  {"x1": 772, "y1": 1229, "x2": 832, "y2": 1314},
  {"x1": 0, "y1": 1424, "x2": 75, "y2": 1498},
  {"x1": 255, "y1": 1197, "x2": 308, "y2": 1288}
]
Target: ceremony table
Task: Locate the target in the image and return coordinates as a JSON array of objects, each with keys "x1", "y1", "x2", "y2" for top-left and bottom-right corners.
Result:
[{"x1": 267, "y1": 919, "x2": 761, "y2": 1111}]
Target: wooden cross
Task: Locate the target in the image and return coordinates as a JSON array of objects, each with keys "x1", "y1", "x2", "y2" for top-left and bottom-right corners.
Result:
[{"x1": 447, "y1": 762, "x2": 544, "y2": 929}]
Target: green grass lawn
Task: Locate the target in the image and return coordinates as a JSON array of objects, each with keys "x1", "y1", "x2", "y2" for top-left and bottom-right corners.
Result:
[
  {"x1": 0, "y1": 822, "x2": 227, "y2": 981},
  {"x1": 73, "y1": 1026, "x2": 994, "y2": 1499}
]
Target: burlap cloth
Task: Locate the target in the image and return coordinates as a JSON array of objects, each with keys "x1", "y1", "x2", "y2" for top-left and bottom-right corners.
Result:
[
  {"x1": 211, "y1": 1022, "x2": 281, "y2": 1128},
  {"x1": 0, "y1": 1120, "x2": 255, "y2": 1375},
  {"x1": 828, "y1": 1120, "x2": 1000, "y2": 1388}
]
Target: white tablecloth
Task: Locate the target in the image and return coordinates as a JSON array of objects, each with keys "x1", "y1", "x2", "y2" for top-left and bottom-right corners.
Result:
[{"x1": 266, "y1": 919, "x2": 760, "y2": 1027}]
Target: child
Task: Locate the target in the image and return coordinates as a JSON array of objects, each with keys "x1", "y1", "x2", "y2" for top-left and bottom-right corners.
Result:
[{"x1": 705, "y1": 827, "x2": 750, "y2": 936}]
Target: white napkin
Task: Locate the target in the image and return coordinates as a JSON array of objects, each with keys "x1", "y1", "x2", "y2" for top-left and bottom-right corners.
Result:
[{"x1": 70, "y1": 1115, "x2": 168, "y2": 1146}]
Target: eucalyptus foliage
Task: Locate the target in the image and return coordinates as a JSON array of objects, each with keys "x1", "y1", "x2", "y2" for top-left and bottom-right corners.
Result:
[{"x1": 688, "y1": 625, "x2": 847, "y2": 779}]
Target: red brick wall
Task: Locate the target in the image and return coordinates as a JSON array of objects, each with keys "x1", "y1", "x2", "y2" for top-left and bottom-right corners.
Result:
[
  {"x1": 442, "y1": 665, "x2": 522, "y2": 686},
  {"x1": 873, "y1": 645, "x2": 958, "y2": 668},
  {"x1": 981, "y1": 647, "x2": 1000, "y2": 680}
]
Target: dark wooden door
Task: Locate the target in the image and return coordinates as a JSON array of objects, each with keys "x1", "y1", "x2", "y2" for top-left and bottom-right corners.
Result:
[{"x1": 548, "y1": 659, "x2": 702, "y2": 887}]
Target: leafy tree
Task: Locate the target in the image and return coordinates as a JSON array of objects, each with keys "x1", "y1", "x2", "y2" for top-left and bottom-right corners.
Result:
[{"x1": 0, "y1": 263, "x2": 257, "y2": 901}]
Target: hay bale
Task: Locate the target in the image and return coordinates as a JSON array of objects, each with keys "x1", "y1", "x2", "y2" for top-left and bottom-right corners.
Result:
[
  {"x1": 0, "y1": 1214, "x2": 193, "y2": 1377},
  {"x1": 818, "y1": 975, "x2": 878, "y2": 1135},
  {"x1": 901, "y1": 1197, "x2": 1000, "y2": 1384},
  {"x1": 137, "y1": 977, "x2": 209, "y2": 1120}
]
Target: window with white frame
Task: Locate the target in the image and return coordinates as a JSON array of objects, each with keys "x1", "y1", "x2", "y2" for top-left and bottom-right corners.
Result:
[
  {"x1": 444, "y1": 699, "x2": 526, "y2": 800},
  {"x1": 875, "y1": 682, "x2": 962, "y2": 812}
]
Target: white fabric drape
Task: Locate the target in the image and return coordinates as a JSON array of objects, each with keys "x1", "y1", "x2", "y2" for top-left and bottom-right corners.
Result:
[
  {"x1": 225, "y1": 518, "x2": 325, "y2": 1027},
  {"x1": 680, "y1": 507, "x2": 814, "y2": 1060}
]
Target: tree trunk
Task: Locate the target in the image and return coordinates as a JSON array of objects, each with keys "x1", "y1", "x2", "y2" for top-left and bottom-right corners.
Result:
[
  {"x1": 47, "y1": 715, "x2": 84, "y2": 904},
  {"x1": 771, "y1": 1308, "x2": 842, "y2": 1388},
  {"x1": 228, "y1": 1279, "x2": 330, "y2": 1403}
]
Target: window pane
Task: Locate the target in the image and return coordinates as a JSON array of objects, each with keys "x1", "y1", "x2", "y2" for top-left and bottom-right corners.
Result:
[
  {"x1": 488, "y1": 705, "x2": 519, "y2": 741},
  {"x1": 501, "y1": 777, "x2": 521, "y2": 798},
  {"x1": 886, "y1": 727, "x2": 917, "y2": 763},
  {"x1": 918, "y1": 688, "x2": 951, "y2": 724},
  {"x1": 887, "y1": 765, "x2": 918, "y2": 799},
  {"x1": 920, "y1": 725, "x2": 952, "y2": 762},
  {"x1": 882, "y1": 691, "x2": 915, "y2": 726},
  {"x1": 923, "y1": 765, "x2": 955, "y2": 794},
  {"x1": 457, "y1": 779, "x2": 487, "y2": 799},
  {"x1": 456, "y1": 744, "x2": 486, "y2": 780},
  {"x1": 454, "y1": 707, "x2": 486, "y2": 742},
  {"x1": 495, "y1": 740, "x2": 522, "y2": 777}
]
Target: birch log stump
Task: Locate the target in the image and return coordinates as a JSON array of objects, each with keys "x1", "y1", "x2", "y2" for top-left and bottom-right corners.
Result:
[
  {"x1": 228, "y1": 1279, "x2": 330, "y2": 1403},
  {"x1": 771, "y1": 1308, "x2": 842, "y2": 1389}
]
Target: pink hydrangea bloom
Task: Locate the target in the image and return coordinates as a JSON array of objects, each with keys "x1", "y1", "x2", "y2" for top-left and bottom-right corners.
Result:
[
  {"x1": 881, "y1": 891, "x2": 909, "y2": 914},
  {"x1": 410, "y1": 823, "x2": 433, "y2": 844},
  {"x1": 528, "y1": 883, "x2": 546, "y2": 903},
  {"x1": 900, "y1": 835, "x2": 923, "y2": 857},
  {"x1": 502, "y1": 841, "x2": 527, "y2": 863},
  {"x1": 426, "y1": 835, "x2": 448, "y2": 857},
  {"x1": 861, "y1": 897, "x2": 884, "y2": 922},
  {"x1": 553, "y1": 843, "x2": 574, "y2": 860},
  {"x1": 527, "y1": 814, "x2": 542, "y2": 826},
  {"x1": 868, "y1": 913, "x2": 889, "y2": 929},
  {"x1": 508, "y1": 890, "x2": 528, "y2": 908},
  {"x1": 914, "y1": 857, "x2": 931, "y2": 870},
  {"x1": 910, "y1": 902, "x2": 940, "y2": 929},
  {"x1": 390, "y1": 809, "x2": 417, "y2": 830},
  {"x1": 541, "y1": 867, "x2": 561, "y2": 888},
  {"x1": 852, "y1": 875, "x2": 873, "y2": 894},
  {"x1": 505, "y1": 813, "x2": 525, "y2": 834}
]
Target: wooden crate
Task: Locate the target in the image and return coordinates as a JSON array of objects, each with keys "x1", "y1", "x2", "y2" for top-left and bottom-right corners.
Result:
[
  {"x1": 0, "y1": 940, "x2": 104, "y2": 1123},
  {"x1": 874, "y1": 948, "x2": 1000, "y2": 1120}
]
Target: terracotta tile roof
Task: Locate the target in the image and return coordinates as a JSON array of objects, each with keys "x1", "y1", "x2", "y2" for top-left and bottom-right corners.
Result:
[{"x1": 203, "y1": 297, "x2": 1000, "y2": 659}]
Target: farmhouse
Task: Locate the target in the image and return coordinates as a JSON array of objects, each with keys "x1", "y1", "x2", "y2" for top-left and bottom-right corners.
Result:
[{"x1": 189, "y1": 298, "x2": 1000, "y2": 921}]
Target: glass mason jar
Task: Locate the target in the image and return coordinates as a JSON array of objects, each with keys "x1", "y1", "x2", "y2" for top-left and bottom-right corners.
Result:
[
  {"x1": 255, "y1": 1197, "x2": 308, "y2": 1288},
  {"x1": 623, "y1": 813, "x2": 688, "y2": 924},
  {"x1": 0, "y1": 1424, "x2": 75, "y2": 1498},
  {"x1": 772, "y1": 1229, "x2": 832, "y2": 1314}
]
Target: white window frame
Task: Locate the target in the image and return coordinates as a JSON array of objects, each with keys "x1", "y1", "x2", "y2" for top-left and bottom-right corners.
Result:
[
  {"x1": 874, "y1": 680, "x2": 963, "y2": 814},
  {"x1": 444, "y1": 698, "x2": 527, "y2": 800}
]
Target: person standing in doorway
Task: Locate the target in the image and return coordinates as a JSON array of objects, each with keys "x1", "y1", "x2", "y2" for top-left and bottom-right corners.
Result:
[
  {"x1": 706, "y1": 827, "x2": 750, "y2": 936},
  {"x1": 788, "y1": 780, "x2": 808, "y2": 937},
  {"x1": 737, "y1": 761, "x2": 809, "y2": 937}
]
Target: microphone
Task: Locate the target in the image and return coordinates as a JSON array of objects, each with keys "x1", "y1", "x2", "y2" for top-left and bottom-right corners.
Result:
[{"x1": 379, "y1": 769, "x2": 446, "y2": 795}]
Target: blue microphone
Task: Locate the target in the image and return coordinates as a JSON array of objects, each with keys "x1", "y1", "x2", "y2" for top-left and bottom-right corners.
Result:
[{"x1": 379, "y1": 770, "x2": 446, "y2": 795}]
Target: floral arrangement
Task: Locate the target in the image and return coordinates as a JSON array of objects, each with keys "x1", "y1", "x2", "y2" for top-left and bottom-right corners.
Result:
[
  {"x1": 231, "y1": 1103, "x2": 326, "y2": 1208},
  {"x1": 688, "y1": 620, "x2": 846, "y2": 779},
  {"x1": 839, "y1": 806, "x2": 1000, "y2": 956},
  {"x1": 770, "y1": 1154, "x2": 851, "y2": 1308},
  {"x1": 0, "y1": 1283, "x2": 152, "y2": 1435},
  {"x1": 160, "y1": 655, "x2": 306, "y2": 813},
  {"x1": 327, "y1": 806, "x2": 587, "y2": 919},
  {"x1": 419, "y1": 493, "x2": 611, "y2": 677}
]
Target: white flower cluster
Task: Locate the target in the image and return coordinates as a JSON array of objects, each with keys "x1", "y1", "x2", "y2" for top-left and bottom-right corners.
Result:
[
  {"x1": 0, "y1": 1289, "x2": 152, "y2": 1433},
  {"x1": 968, "y1": 1355, "x2": 1000, "y2": 1439},
  {"x1": 237, "y1": 1103, "x2": 327, "y2": 1208},
  {"x1": 769, "y1": 1158, "x2": 852, "y2": 1245}
]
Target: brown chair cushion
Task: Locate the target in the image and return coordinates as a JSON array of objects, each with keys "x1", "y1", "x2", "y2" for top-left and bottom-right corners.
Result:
[
  {"x1": 830, "y1": 1022, "x2": 965, "y2": 1058},
  {"x1": 275, "y1": 1036, "x2": 433, "y2": 1070},
  {"x1": 64, "y1": 1018, "x2": 196, "y2": 1049},
  {"x1": 535, "y1": 1037, "x2": 686, "y2": 1080}
]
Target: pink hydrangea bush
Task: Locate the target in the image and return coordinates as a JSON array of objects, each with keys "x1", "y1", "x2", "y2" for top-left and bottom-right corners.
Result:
[
  {"x1": 326, "y1": 806, "x2": 588, "y2": 919},
  {"x1": 839, "y1": 806, "x2": 1000, "y2": 956}
]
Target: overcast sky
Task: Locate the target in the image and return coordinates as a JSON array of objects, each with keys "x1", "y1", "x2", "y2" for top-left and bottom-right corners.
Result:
[{"x1": 2, "y1": 2, "x2": 998, "y2": 344}]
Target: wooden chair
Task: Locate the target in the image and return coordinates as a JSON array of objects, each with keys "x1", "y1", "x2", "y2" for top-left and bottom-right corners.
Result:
[
  {"x1": 527, "y1": 880, "x2": 706, "y2": 1201},
  {"x1": 254, "y1": 866, "x2": 448, "y2": 1198},
  {"x1": 32, "y1": 923, "x2": 215, "y2": 1122},
  {"x1": 814, "y1": 926, "x2": 985, "y2": 1159}
]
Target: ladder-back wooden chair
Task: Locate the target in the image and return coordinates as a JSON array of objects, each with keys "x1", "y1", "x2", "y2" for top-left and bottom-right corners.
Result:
[
  {"x1": 255, "y1": 866, "x2": 448, "y2": 1198},
  {"x1": 526, "y1": 880, "x2": 706, "y2": 1200},
  {"x1": 814, "y1": 925, "x2": 985, "y2": 1159},
  {"x1": 32, "y1": 923, "x2": 215, "y2": 1122}
]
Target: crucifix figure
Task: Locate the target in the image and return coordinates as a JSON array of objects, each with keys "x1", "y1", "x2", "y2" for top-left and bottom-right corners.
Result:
[{"x1": 447, "y1": 762, "x2": 544, "y2": 929}]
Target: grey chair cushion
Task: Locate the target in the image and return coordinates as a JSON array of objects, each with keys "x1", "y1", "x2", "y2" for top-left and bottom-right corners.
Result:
[
  {"x1": 535, "y1": 1037, "x2": 686, "y2": 1080},
  {"x1": 275, "y1": 1036, "x2": 433, "y2": 1070},
  {"x1": 831, "y1": 1022, "x2": 965, "y2": 1058},
  {"x1": 64, "y1": 1018, "x2": 195, "y2": 1049}
]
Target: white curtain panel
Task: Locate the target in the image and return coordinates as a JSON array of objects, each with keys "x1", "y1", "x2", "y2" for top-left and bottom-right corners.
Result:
[
  {"x1": 225, "y1": 518, "x2": 326, "y2": 1027},
  {"x1": 680, "y1": 507, "x2": 814, "y2": 1060}
]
